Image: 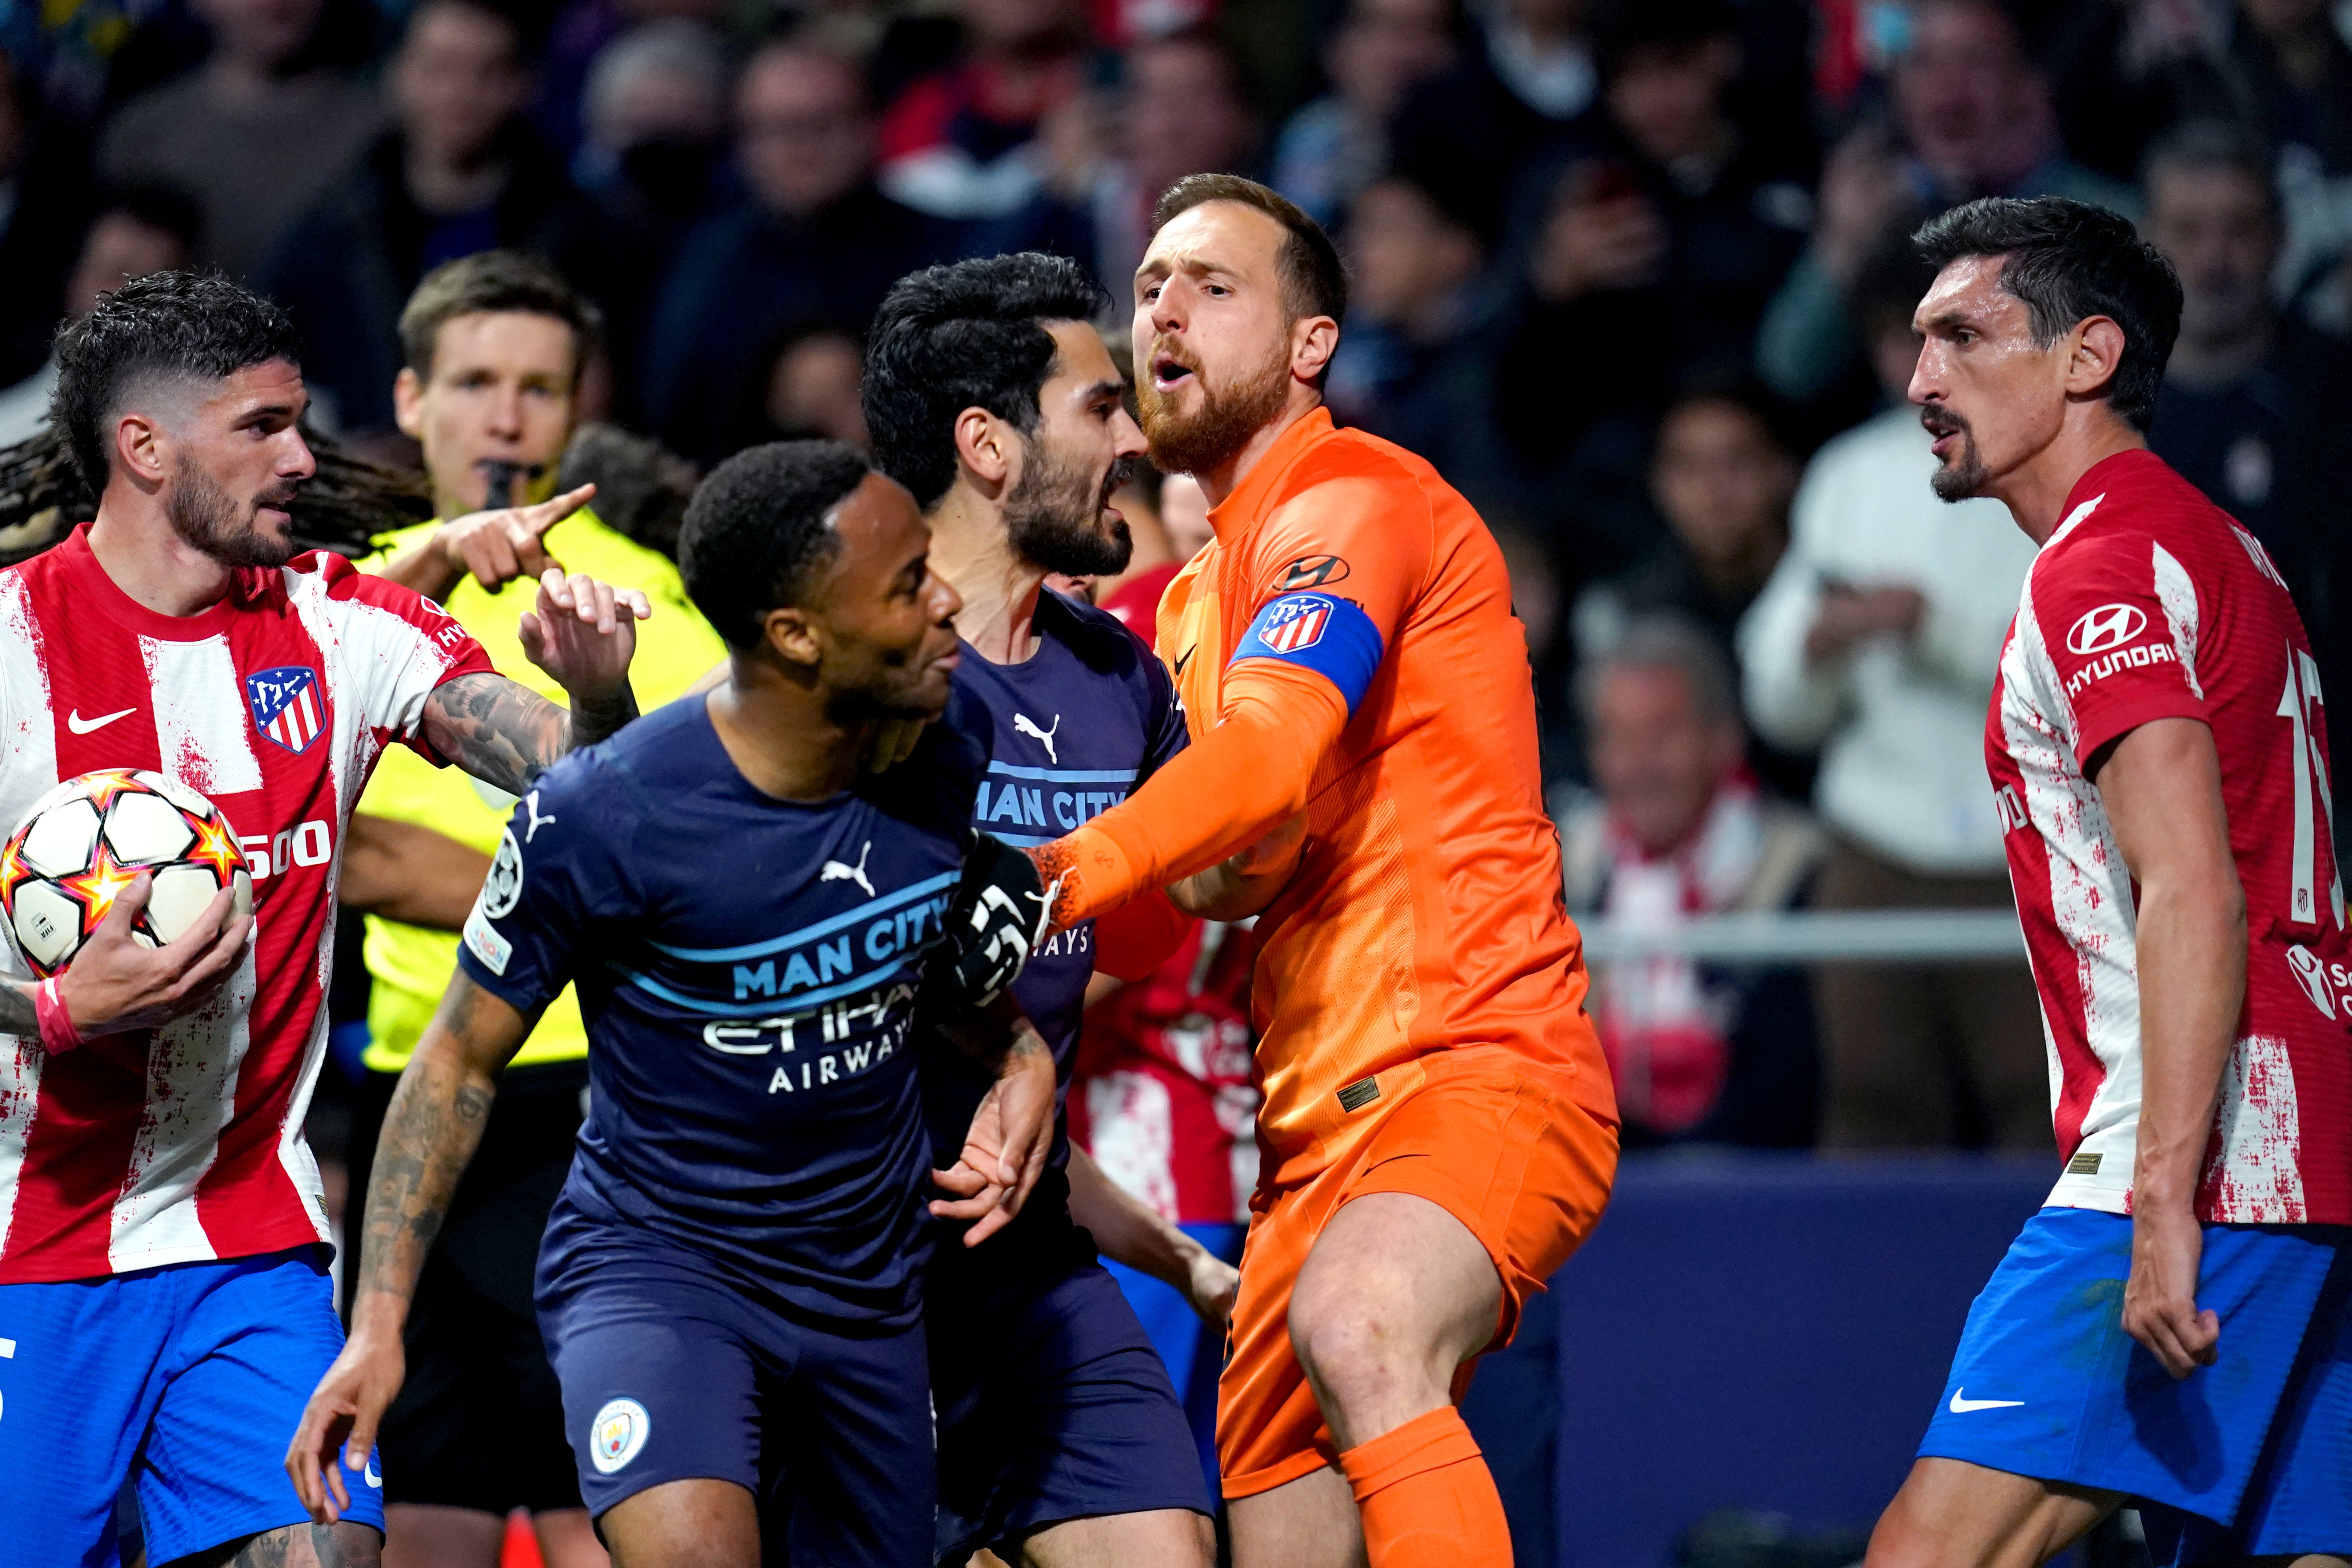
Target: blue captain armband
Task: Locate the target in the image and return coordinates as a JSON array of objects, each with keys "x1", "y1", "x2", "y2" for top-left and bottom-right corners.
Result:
[{"x1": 1229, "y1": 592, "x2": 1384, "y2": 716}]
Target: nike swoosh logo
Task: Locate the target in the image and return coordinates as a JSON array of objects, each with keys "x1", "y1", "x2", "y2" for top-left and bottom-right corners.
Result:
[
  {"x1": 1948, "y1": 1389, "x2": 2025, "y2": 1413},
  {"x1": 1173, "y1": 648, "x2": 1195, "y2": 677},
  {"x1": 66, "y1": 708, "x2": 135, "y2": 734}
]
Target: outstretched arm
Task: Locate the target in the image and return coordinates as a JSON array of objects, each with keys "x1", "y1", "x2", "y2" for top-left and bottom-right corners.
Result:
[
  {"x1": 1033, "y1": 660, "x2": 1346, "y2": 928},
  {"x1": 1167, "y1": 811, "x2": 1307, "y2": 922},
  {"x1": 376, "y1": 484, "x2": 597, "y2": 600},
  {"x1": 419, "y1": 569, "x2": 650, "y2": 794},
  {"x1": 285, "y1": 973, "x2": 535, "y2": 1521},
  {"x1": 1066, "y1": 1144, "x2": 1238, "y2": 1328},
  {"x1": 1031, "y1": 474, "x2": 1423, "y2": 928}
]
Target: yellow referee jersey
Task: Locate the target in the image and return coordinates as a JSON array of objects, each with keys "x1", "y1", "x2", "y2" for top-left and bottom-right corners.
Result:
[{"x1": 355, "y1": 508, "x2": 727, "y2": 1071}]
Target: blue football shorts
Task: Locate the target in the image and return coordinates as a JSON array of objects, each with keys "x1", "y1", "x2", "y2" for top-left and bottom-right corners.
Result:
[
  {"x1": 928, "y1": 1213, "x2": 1211, "y2": 1565},
  {"x1": 537, "y1": 1223, "x2": 935, "y2": 1567},
  {"x1": 0, "y1": 1245, "x2": 385, "y2": 1568},
  {"x1": 1918, "y1": 1206, "x2": 2352, "y2": 1560}
]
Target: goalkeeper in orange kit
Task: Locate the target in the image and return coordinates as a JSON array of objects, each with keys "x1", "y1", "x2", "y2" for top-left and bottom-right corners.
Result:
[{"x1": 1015, "y1": 175, "x2": 1621, "y2": 1568}]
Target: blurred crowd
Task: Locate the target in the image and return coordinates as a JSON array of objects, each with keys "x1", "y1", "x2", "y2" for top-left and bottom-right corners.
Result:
[{"x1": 9, "y1": 0, "x2": 2348, "y2": 1154}]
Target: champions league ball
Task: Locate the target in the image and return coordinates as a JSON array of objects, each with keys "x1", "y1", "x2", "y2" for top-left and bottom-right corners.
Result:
[{"x1": 0, "y1": 770, "x2": 255, "y2": 977}]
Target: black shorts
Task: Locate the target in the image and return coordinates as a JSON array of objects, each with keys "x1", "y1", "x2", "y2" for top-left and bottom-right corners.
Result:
[{"x1": 353, "y1": 1058, "x2": 589, "y2": 1514}]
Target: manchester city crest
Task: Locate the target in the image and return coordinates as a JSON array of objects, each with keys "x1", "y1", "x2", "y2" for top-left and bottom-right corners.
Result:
[{"x1": 590, "y1": 1397, "x2": 650, "y2": 1474}]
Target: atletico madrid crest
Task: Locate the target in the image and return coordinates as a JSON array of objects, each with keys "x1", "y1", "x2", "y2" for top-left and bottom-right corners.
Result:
[
  {"x1": 1256, "y1": 595, "x2": 1334, "y2": 654},
  {"x1": 246, "y1": 666, "x2": 324, "y2": 754}
]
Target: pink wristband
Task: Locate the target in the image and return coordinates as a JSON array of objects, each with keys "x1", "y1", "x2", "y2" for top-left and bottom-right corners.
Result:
[{"x1": 33, "y1": 978, "x2": 83, "y2": 1055}]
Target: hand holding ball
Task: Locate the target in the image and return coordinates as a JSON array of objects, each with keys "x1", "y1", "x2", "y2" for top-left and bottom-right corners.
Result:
[{"x1": 0, "y1": 770, "x2": 256, "y2": 1048}]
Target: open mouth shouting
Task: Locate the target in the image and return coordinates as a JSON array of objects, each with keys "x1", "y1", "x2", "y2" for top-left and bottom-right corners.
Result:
[{"x1": 1150, "y1": 348, "x2": 1199, "y2": 394}]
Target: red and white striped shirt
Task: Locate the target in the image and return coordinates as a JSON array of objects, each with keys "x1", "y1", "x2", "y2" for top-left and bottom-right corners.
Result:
[
  {"x1": 1988, "y1": 450, "x2": 2352, "y2": 1225},
  {"x1": 0, "y1": 526, "x2": 493, "y2": 1282}
]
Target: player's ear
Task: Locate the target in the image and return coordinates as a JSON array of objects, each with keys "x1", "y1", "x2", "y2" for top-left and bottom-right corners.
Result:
[
  {"x1": 113, "y1": 411, "x2": 169, "y2": 488},
  {"x1": 2066, "y1": 316, "x2": 2127, "y2": 402},
  {"x1": 952, "y1": 405, "x2": 1012, "y2": 492},
  {"x1": 1291, "y1": 314, "x2": 1339, "y2": 388},
  {"x1": 391, "y1": 367, "x2": 426, "y2": 440},
  {"x1": 760, "y1": 605, "x2": 824, "y2": 673}
]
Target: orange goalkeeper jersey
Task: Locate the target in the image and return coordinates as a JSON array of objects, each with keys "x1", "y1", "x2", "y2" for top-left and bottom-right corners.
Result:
[{"x1": 1047, "y1": 408, "x2": 1616, "y2": 1187}]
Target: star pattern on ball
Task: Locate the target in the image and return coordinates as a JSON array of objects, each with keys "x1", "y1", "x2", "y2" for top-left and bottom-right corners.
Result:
[
  {"x1": 59, "y1": 843, "x2": 140, "y2": 928},
  {"x1": 188, "y1": 814, "x2": 244, "y2": 883},
  {"x1": 78, "y1": 770, "x2": 143, "y2": 813}
]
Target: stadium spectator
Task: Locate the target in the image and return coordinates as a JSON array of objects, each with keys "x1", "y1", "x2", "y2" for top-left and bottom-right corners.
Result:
[
  {"x1": 875, "y1": 0, "x2": 1090, "y2": 221},
  {"x1": 641, "y1": 37, "x2": 948, "y2": 461},
  {"x1": 0, "y1": 185, "x2": 200, "y2": 445},
  {"x1": 339, "y1": 252, "x2": 725, "y2": 1568},
  {"x1": 1553, "y1": 616, "x2": 1822, "y2": 1145},
  {"x1": 2203, "y1": 0, "x2": 2352, "y2": 299},
  {"x1": 573, "y1": 20, "x2": 727, "y2": 212},
  {"x1": 0, "y1": 53, "x2": 101, "y2": 390},
  {"x1": 1756, "y1": 0, "x2": 2137, "y2": 409},
  {"x1": 1492, "y1": 515, "x2": 1580, "y2": 780},
  {"x1": 1491, "y1": 0, "x2": 1811, "y2": 520},
  {"x1": 1737, "y1": 238, "x2": 2044, "y2": 1151},
  {"x1": 1389, "y1": 0, "x2": 1597, "y2": 241},
  {"x1": 263, "y1": 0, "x2": 599, "y2": 436},
  {"x1": 569, "y1": 19, "x2": 732, "y2": 415},
  {"x1": 732, "y1": 321, "x2": 872, "y2": 451},
  {"x1": 530, "y1": 0, "x2": 728, "y2": 162},
  {"x1": 97, "y1": 0, "x2": 385, "y2": 283},
  {"x1": 1571, "y1": 381, "x2": 1797, "y2": 760},
  {"x1": 1326, "y1": 169, "x2": 1504, "y2": 490},
  {"x1": 2143, "y1": 118, "x2": 2333, "y2": 605},
  {"x1": 2036, "y1": 0, "x2": 2221, "y2": 185},
  {"x1": 980, "y1": 27, "x2": 1262, "y2": 297},
  {"x1": 1269, "y1": 0, "x2": 1458, "y2": 228}
]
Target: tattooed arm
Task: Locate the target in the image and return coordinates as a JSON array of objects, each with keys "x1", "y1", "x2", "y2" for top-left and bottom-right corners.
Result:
[
  {"x1": 285, "y1": 973, "x2": 535, "y2": 1523},
  {"x1": 417, "y1": 672, "x2": 632, "y2": 798},
  {"x1": 418, "y1": 567, "x2": 650, "y2": 796}
]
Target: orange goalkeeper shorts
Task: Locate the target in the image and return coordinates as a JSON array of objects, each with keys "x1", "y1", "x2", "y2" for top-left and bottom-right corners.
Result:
[{"x1": 1214, "y1": 1044, "x2": 1619, "y2": 1500}]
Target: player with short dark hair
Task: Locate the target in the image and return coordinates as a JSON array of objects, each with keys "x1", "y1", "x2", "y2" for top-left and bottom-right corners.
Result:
[
  {"x1": 866, "y1": 253, "x2": 1227, "y2": 1566},
  {"x1": 290, "y1": 440, "x2": 1059, "y2": 1568},
  {"x1": 1865, "y1": 195, "x2": 2352, "y2": 1565},
  {"x1": 340, "y1": 251, "x2": 729, "y2": 1568},
  {"x1": 51, "y1": 271, "x2": 306, "y2": 501},
  {"x1": 0, "y1": 270, "x2": 648, "y2": 1568}
]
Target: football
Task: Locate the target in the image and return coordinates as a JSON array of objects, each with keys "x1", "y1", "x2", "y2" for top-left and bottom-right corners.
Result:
[{"x1": 0, "y1": 770, "x2": 255, "y2": 978}]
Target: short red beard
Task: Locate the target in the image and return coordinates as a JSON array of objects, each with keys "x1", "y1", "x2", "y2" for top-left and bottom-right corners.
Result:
[{"x1": 1138, "y1": 338, "x2": 1292, "y2": 477}]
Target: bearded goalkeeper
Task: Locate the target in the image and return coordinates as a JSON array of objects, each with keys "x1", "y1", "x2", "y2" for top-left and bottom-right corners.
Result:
[{"x1": 1020, "y1": 175, "x2": 1620, "y2": 1568}]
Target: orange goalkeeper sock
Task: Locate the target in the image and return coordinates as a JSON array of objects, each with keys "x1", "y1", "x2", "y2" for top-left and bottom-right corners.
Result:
[{"x1": 1336, "y1": 1406, "x2": 1512, "y2": 1568}]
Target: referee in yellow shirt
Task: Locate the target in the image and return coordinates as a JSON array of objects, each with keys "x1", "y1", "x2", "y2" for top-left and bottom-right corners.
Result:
[{"x1": 340, "y1": 252, "x2": 725, "y2": 1568}]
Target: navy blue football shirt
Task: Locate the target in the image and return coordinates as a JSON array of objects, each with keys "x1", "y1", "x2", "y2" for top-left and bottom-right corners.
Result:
[
  {"x1": 923, "y1": 589, "x2": 1188, "y2": 1180},
  {"x1": 456, "y1": 689, "x2": 988, "y2": 1327}
]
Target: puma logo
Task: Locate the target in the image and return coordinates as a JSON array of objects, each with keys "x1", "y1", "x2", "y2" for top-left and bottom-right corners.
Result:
[
  {"x1": 522, "y1": 789, "x2": 557, "y2": 842},
  {"x1": 821, "y1": 840, "x2": 875, "y2": 897},
  {"x1": 1013, "y1": 712, "x2": 1061, "y2": 763}
]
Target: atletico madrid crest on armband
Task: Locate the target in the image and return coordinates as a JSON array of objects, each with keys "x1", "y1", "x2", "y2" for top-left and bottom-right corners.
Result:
[
  {"x1": 246, "y1": 665, "x2": 324, "y2": 754},
  {"x1": 1256, "y1": 595, "x2": 1333, "y2": 654}
]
